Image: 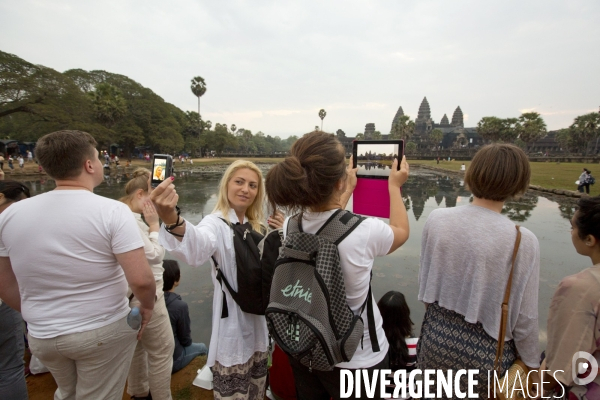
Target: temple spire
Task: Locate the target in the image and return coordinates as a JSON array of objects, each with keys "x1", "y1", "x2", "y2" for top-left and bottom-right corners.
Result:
[
  {"x1": 390, "y1": 106, "x2": 405, "y2": 131},
  {"x1": 451, "y1": 106, "x2": 464, "y2": 127},
  {"x1": 417, "y1": 97, "x2": 431, "y2": 121}
]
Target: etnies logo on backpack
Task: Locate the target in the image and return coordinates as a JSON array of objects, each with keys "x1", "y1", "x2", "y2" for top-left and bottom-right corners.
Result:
[{"x1": 281, "y1": 279, "x2": 312, "y2": 303}]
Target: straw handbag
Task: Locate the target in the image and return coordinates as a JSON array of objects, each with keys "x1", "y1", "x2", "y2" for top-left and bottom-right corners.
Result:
[{"x1": 493, "y1": 226, "x2": 533, "y2": 400}]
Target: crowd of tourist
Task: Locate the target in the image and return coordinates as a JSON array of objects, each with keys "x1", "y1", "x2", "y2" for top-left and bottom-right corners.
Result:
[{"x1": 0, "y1": 129, "x2": 599, "y2": 400}]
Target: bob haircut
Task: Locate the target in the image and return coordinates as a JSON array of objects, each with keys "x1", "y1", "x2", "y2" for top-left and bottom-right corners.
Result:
[
  {"x1": 574, "y1": 196, "x2": 600, "y2": 241},
  {"x1": 213, "y1": 160, "x2": 265, "y2": 233},
  {"x1": 464, "y1": 143, "x2": 530, "y2": 202},
  {"x1": 35, "y1": 130, "x2": 98, "y2": 180}
]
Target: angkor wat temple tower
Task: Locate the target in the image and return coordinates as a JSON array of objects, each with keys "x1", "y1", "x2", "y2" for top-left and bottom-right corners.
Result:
[
  {"x1": 388, "y1": 97, "x2": 482, "y2": 149},
  {"x1": 390, "y1": 106, "x2": 405, "y2": 131},
  {"x1": 415, "y1": 97, "x2": 433, "y2": 134},
  {"x1": 451, "y1": 106, "x2": 464, "y2": 127},
  {"x1": 364, "y1": 123, "x2": 375, "y2": 139}
]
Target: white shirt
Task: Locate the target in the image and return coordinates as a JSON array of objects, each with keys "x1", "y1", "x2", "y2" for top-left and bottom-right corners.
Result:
[
  {"x1": 283, "y1": 210, "x2": 393, "y2": 369},
  {"x1": 133, "y1": 213, "x2": 165, "y2": 283},
  {"x1": 0, "y1": 190, "x2": 144, "y2": 339},
  {"x1": 159, "y1": 209, "x2": 269, "y2": 368}
]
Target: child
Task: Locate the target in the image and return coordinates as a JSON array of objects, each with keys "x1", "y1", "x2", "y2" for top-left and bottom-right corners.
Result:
[
  {"x1": 163, "y1": 260, "x2": 208, "y2": 373},
  {"x1": 378, "y1": 291, "x2": 417, "y2": 399}
]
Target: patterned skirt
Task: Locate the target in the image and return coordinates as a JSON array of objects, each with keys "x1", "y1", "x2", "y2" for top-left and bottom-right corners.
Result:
[
  {"x1": 212, "y1": 351, "x2": 269, "y2": 400},
  {"x1": 417, "y1": 303, "x2": 517, "y2": 399}
]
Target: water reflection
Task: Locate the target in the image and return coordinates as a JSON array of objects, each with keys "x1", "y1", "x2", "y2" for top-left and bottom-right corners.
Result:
[{"x1": 19, "y1": 166, "x2": 588, "y2": 352}]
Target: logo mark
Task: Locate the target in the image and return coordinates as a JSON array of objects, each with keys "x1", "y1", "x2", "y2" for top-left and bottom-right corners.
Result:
[
  {"x1": 572, "y1": 351, "x2": 599, "y2": 386},
  {"x1": 281, "y1": 280, "x2": 312, "y2": 304}
]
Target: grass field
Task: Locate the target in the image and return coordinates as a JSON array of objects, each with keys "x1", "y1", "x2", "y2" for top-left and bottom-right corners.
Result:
[{"x1": 410, "y1": 159, "x2": 600, "y2": 196}]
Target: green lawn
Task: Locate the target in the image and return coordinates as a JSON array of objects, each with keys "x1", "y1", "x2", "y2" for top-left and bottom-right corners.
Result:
[{"x1": 410, "y1": 159, "x2": 600, "y2": 196}]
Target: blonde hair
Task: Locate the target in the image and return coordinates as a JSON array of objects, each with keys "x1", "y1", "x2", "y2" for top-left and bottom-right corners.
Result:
[
  {"x1": 120, "y1": 168, "x2": 150, "y2": 205},
  {"x1": 213, "y1": 160, "x2": 266, "y2": 233}
]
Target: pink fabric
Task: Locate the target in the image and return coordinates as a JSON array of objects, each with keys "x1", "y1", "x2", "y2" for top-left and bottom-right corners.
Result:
[{"x1": 353, "y1": 178, "x2": 400, "y2": 218}]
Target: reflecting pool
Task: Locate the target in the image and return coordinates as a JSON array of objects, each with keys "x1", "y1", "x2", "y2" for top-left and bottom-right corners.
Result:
[{"x1": 26, "y1": 166, "x2": 582, "y2": 352}]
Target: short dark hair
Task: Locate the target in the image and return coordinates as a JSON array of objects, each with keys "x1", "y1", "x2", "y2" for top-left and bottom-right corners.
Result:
[
  {"x1": 574, "y1": 196, "x2": 600, "y2": 241},
  {"x1": 464, "y1": 143, "x2": 530, "y2": 201},
  {"x1": 0, "y1": 180, "x2": 30, "y2": 201},
  {"x1": 35, "y1": 130, "x2": 98, "y2": 180},
  {"x1": 265, "y1": 130, "x2": 346, "y2": 212},
  {"x1": 162, "y1": 260, "x2": 181, "y2": 291}
]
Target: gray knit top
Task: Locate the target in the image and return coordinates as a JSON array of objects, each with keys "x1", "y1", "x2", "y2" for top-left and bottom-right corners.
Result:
[{"x1": 418, "y1": 204, "x2": 540, "y2": 368}]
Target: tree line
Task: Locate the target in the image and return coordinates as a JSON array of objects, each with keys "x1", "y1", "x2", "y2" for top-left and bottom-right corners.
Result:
[{"x1": 0, "y1": 50, "x2": 296, "y2": 157}]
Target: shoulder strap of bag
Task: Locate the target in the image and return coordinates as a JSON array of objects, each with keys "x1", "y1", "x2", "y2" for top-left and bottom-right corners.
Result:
[
  {"x1": 493, "y1": 225, "x2": 522, "y2": 372},
  {"x1": 212, "y1": 218, "x2": 240, "y2": 319}
]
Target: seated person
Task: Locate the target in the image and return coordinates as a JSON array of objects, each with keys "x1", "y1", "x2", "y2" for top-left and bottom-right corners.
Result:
[
  {"x1": 378, "y1": 291, "x2": 418, "y2": 399},
  {"x1": 163, "y1": 260, "x2": 208, "y2": 373}
]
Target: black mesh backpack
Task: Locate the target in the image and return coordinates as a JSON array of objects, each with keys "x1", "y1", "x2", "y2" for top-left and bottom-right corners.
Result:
[
  {"x1": 265, "y1": 210, "x2": 380, "y2": 372},
  {"x1": 211, "y1": 219, "x2": 282, "y2": 317}
]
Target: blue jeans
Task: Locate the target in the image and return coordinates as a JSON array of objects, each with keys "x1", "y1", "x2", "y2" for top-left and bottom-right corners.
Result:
[
  {"x1": 172, "y1": 343, "x2": 208, "y2": 373},
  {"x1": 0, "y1": 302, "x2": 28, "y2": 400}
]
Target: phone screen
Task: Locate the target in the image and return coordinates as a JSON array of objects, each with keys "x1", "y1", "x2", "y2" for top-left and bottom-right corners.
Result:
[
  {"x1": 353, "y1": 140, "x2": 404, "y2": 179},
  {"x1": 151, "y1": 155, "x2": 172, "y2": 187}
]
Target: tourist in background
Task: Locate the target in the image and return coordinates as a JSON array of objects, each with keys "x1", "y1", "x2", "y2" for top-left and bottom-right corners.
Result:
[
  {"x1": 378, "y1": 291, "x2": 417, "y2": 373},
  {"x1": 539, "y1": 196, "x2": 600, "y2": 398},
  {"x1": 378, "y1": 291, "x2": 418, "y2": 399},
  {"x1": 151, "y1": 160, "x2": 279, "y2": 400},
  {"x1": 577, "y1": 168, "x2": 591, "y2": 194},
  {"x1": 0, "y1": 130, "x2": 156, "y2": 399},
  {"x1": 417, "y1": 143, "x2": 540, "y2": 398},
  {"x1": 162, "y1": 260, "x2": 208, "y2": 373},
  {"x1": 265, "y1": 131, "x2": 410, "y2": 400},
  {"x1": 0, "y1": 181, "x2": 31, "y2": 400},
  {"x1": 121, "y1": 168, "x2": 174, "y2": 400}
]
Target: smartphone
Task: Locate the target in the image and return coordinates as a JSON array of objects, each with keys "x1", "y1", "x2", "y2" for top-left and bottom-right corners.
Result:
[
  {"x1": 151, "y1": 154, "x2": 173, "y2": 188},
  {"x1": 352, "y1": 140, "x2": 405, "y2": 179}
]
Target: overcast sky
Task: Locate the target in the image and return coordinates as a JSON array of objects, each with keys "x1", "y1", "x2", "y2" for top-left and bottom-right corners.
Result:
[{"x1": 1, "y1": 0, "x2": 598, "y2": 138}]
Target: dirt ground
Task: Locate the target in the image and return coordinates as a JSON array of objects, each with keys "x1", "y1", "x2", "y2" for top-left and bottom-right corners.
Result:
[{"x1": 26, "y1": 353, "x2": 214, "y2": 400}]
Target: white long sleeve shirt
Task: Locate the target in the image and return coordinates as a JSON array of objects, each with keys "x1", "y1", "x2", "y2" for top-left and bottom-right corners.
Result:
[{"x1": 159, "y1": 209, "x2": 268, "y2": 368}]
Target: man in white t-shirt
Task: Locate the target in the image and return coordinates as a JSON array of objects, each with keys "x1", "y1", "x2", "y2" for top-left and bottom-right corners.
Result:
[{"x1": 0, "y1": 130, "x2": 156, "y2": 400}]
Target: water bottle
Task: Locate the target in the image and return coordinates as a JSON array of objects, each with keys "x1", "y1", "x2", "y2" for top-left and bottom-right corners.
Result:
[{"x1": 127, "y1": 306, "x2": 142, "y2": 330}]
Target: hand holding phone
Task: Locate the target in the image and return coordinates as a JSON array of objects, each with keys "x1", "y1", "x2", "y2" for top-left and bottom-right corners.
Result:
[{"x1": 151, "y1": 155, "x2": 173, "y2": 188}]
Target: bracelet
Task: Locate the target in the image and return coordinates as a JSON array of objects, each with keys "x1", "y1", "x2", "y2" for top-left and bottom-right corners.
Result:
[{"x1": 163, "y1": 206, "x2": 181, "y2": 229}]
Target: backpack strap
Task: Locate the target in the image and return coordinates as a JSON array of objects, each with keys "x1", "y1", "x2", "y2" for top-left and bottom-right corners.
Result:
[
  {"x1": 212, "y1": 218, "x2": 242, "y2": 319},
  {"x1": 356, "y1": 273, "x2": 380, "y2": 353},
  {"x1": 211, "y1": 255, "x2": 230, "y2": 319},
  {"x1": 316, "y1": 209, "x2": 365, "y2": 245}
]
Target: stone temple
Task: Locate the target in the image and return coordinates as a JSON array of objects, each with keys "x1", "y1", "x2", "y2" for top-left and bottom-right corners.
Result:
[{"x1": 392, "y1": 97, "x2": 483, "y2": 149}]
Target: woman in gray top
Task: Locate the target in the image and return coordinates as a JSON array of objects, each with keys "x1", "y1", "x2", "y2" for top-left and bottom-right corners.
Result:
[{"x1": 417, "y1": 143, "x2": 540, "y2": 398}]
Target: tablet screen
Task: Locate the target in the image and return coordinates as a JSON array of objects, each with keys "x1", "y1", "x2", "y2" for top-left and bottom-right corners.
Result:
[{"x1": 353, "y1": 140, "x2": 404, "y2": 179}]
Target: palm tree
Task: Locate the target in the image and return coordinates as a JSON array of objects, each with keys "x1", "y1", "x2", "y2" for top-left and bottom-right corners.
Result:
[
  {"x1": 517, "y1": 112, "x2": 547, "y2": 153},
  {"x1": 319, "y1": 109, "x2": 327, "y2": 130},
  {"x1": 190, "y1": 76, "x2": 207, "y2": 119}
]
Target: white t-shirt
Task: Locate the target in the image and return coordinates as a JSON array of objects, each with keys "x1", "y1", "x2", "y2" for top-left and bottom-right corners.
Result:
[
  {"x1": 283, "y1": 210, "x2": 393, "y2": 369},
  {"x1": 0, "y1": 190, "x2": 144, "y2": 339}
]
